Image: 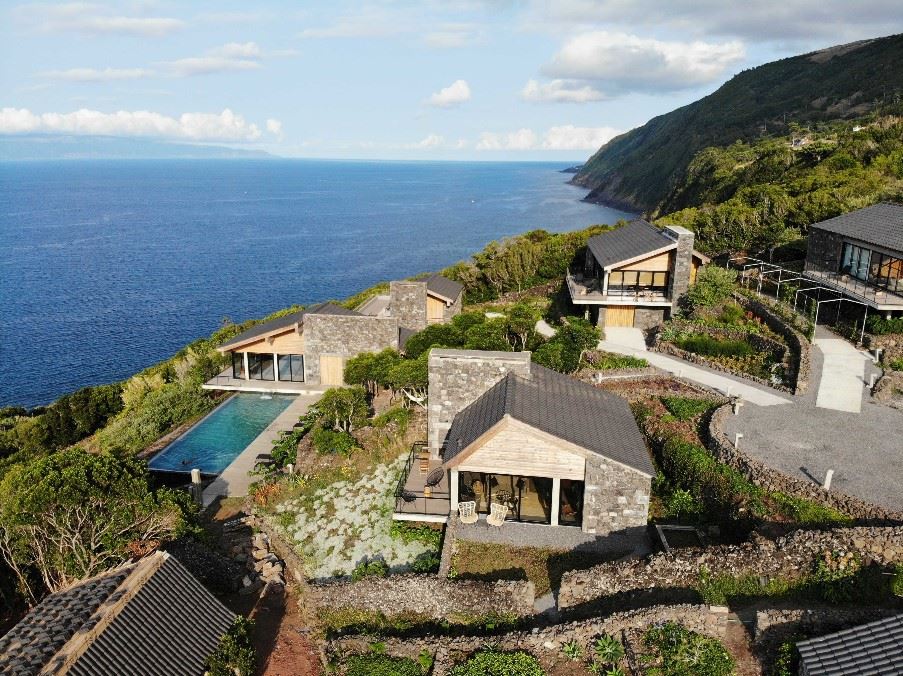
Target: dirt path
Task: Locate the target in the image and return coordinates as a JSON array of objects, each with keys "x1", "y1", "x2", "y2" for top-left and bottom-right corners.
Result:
[{"x1": 725, "y1": 610, "x2": 762, "y2": 675}]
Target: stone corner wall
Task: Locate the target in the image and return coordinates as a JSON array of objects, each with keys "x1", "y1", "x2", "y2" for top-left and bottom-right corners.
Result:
[
  {"x1": 583, "y1": 454, "x2": 650, "y2": 535},
  {"x1": 304, "y1": 314, "x2": 400, "y2": 382},
  {"x1": 665, "y1": 226, "x2": 694, "y2": 313},
  {"x1": 707, "y1": 403, "x2": 903, "y2": 523},
  {"x1": 634, "y1": 307, "x2": 667, "y2": 331},
  {"x1": 427, "y1": 350, "x2": 532, "y2": 453},
  {"x1": 389, "y1": 280, "x2": 428, "y2": 332},
  {"x1": 733, "y1": 292, "x2": 811, "y2": 395},
  {"x1": 443, "y1": 293, "x2": 463, "y2": 323}
]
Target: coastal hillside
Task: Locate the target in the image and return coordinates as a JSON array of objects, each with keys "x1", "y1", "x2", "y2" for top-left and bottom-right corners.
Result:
[{"x1": 572, "y1": 33, "x2": 903, "y2": 212}]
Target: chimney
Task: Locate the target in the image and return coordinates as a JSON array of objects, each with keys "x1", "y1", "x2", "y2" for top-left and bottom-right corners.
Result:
[
  {"x1": 388, "y1": 280, "x2": 428, "y2": 332},
  {"x1": 427, "y1": 349, "x2": 531, "y2": 457},
  {"x1": 664, "y1": 225, "x2": 695, "y2": 312}
]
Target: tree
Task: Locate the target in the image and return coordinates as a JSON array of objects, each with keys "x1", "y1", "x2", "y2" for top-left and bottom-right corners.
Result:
[
  {"x1": 532, "y1": 317, "x2": 599, "y2": 373},
  {"x1": 344, "y1": 349, "x2": 401, "y2": 395},
  {"x1": 402, "y1": 324, "x2": 463, "y2": 359},
  {"x1": 316, "y1": 386, "x2": 369, "y2": 432},
  {"x1": 387, "y1": 354, "x2": 429, "y2": 409},
  {"x1": 463, "y1": 318, "x2": 510, "y2": 351},
  {"x1": 0, "y1": 448, "x2": 189, "y2": 602},
  {"x1": 506, "y1": 303, "x2": 540, "y2": 350},
  {"x1": 685, "y1": 266, "x2": 738, "y2": 309}
]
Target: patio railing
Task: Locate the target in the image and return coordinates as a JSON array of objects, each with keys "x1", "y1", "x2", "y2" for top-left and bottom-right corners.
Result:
[
  {"x1": 393, "y1": 442, "x2": 451, "y2": 517},
  {"x1": 804, "y1": 262, "x2": 903, "y2": 307}
]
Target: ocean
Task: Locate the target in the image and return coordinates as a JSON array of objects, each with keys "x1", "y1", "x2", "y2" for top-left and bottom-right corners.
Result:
[{"x1": 0, "y1": 159, "x2": 633, "y2": 408}]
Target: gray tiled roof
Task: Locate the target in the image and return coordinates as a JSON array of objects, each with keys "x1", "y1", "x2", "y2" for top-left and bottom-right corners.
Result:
[
  {"x1": 219, "y1": 301, "x2": 359, "y2": 349},
  {"x1": 426, "y1": 274, "x2": 464, "y2": 301},
  {"x1": 797, "y1": 613, "x2": 903, "y2": 676},
  {"x1": 0, "y1": 551, "x2": 235, "y2": 676},
  {"x1": 587, "y1": 219, "x2": 675, "y2": 269},
  {"x1": 809, "y1": 202, "x2": 903, "y2": 253},
  {"x1": 443, "y1": 363, "x2": 654, "y2": 475}
]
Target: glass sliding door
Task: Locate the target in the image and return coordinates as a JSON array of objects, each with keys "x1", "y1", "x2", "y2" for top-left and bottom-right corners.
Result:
[
  {"x1": 559, "y1": 479, "x2": 584, "y2": 527},
  {"x1": 232, "y1": 353, "x2": 245, "y2": 379},
  {"x1": 277, "y1": 354, "x2": 305, "y2": 382},
  {"x1": 247, "y1": 353, "x2": 275, "y2": 381},
  {"x1": 457, "y1": 471, "x2": 554, "y2": 524}
]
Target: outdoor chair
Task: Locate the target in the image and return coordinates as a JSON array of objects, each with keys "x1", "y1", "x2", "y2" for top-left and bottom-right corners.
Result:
[
  {"x1": 458, "y1": 501, "x2": 478, "y2": 525},
  {"x1": 486, "y1": 502, "x2": 509, "y2": 527}
]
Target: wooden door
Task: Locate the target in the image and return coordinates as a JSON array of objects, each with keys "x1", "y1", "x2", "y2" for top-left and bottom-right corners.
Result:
[
  {"x1": 426, "y1": 296, "x2": 445, "y2": 323},
  {"x1": 320, "y1": 355, "x2": 344, "y2": 386},
  {"x1": 606, "y1": 305, "x2": 635, "y2": 327}
]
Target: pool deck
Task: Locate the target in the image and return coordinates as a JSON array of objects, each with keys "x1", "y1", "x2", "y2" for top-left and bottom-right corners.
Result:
[{"x1": 202, "y1": 393, "x2": 321, "y2": 507}]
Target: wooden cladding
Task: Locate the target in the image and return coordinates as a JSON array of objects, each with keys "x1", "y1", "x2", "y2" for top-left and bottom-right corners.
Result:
[
  {"x1": 234, "y1": 329, "x2": 305, "y2": 354},
  {"x1": 605, "y1": 305, "x2": 636, "y2": 327},
  {"x1": 319, "y1": 354, "x2": 344, "y2": 386},
  {"x1": 427, "y1": 295, "x2": 446, "y2": 322},
  {"x1": 614, "y1": 250, "x2": 673, "y2": 272}
]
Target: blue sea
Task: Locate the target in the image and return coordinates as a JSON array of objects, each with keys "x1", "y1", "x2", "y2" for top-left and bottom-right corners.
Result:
[{"x1": 0, "y1": 160, "x2": 632, "y2": 408}]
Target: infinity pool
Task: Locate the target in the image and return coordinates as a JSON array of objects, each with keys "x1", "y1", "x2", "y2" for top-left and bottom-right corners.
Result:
[{"x1": 149, "y1": 393, "x2": 296, "y2": 474}]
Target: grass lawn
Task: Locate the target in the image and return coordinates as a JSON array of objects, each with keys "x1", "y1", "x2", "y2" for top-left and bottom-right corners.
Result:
[{"x1": 449, "y1": 541, "x2": 619, "y2": 597}]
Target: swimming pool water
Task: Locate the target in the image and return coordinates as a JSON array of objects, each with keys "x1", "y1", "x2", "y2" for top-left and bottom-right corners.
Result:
[{"x1": 148, "y1": 393, "x2": 295, "y2": 474}]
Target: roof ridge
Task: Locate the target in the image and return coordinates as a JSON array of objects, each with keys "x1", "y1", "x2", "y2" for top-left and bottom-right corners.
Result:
[{"x1": 50, "y1": 552, "x2": 169, "y2": 675}]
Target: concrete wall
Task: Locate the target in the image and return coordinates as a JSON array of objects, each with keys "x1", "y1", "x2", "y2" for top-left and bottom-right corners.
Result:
[
  {"x1": 427, "y1": 349, "x2": 532, "y2": 454},
  {"x1": 389, "y1": 281, "x2": 428, "y2": 332},
  {"x1": 304, "y1": 315, "x2": 400, "y2": 383},
  {"x1": 582, "y1": 454, "x2": 650, "y2": 535},
  {"x1": 665, "y1": 225, "x2": 695, "y2": 312}
]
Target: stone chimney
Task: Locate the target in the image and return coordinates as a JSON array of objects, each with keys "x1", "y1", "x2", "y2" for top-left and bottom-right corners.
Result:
[
  {"x1": 427, "y1": 349, "x2": 532, "y2": 457},
  {"x1": 664, "y1": 225, "x2": 695, "y2": 312},
  {"x1": 388, "y1": 281, "x2": 428, "y2": 332}
]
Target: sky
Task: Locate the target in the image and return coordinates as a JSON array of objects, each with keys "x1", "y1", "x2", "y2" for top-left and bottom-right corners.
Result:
[{"x1": 2, "y1": 1, "x2": 902, "y2": 161}]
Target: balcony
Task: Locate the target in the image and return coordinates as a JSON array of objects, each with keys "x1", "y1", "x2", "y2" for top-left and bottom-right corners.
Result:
[
  {"x1": 566, "y1": 271, "x2": 671, "y2": 306},
  {"x1": 803, "y1": 263, "x2": 903, "y2": 310},
  {"x1": 202, "y1": 368, "x2": 327, "y2": 395},
  {"x1": 393, "y1": 442, "x2": 450, "y2": 522}
]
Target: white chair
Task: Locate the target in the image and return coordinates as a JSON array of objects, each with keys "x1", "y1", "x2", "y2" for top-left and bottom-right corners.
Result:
[
  {"x1": 486, "y1": 502, "x2": 509, "y2": 527},
  {"x1": 457, "y1": 501, "x2": 478, "y2": 525}
]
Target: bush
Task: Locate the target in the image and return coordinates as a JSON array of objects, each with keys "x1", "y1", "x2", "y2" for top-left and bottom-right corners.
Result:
[
  {"x1": 866, "y1": 314, "x2": 903, "y2": 335},
  {"x1": 586, "y1": 351, "x2": 649, "y2": 369},
  {"x1": 345, "y1": 654, "x2": 423, "y2": 676},
  {"x1": 311, "y1": 426, "x2": 356, "y2": 455},
  {"x1": 674, "y1": 334, "x2": 753, "y2": 357},
  {"x1": 888, "y1": 357, "x2": 903, "y2": 372},
  {"x1": 660, "y1": 396, "x2": 716, "y2": 421},
  {"x1": 317, "y1": 386, "x2": 369, "y2": 432},
  {"x1": 717, "y1": 302, "x2": 745, "y2": 325},
  {"x1": 206, "y1": 617, "x2": 256, "y2": 676},
  {"x1": 772, "y1": 639, "x2": 799, "y2": 676},
  {"x1": 533, "y1": 317, "x2": 600, "y2": 373},
  {"x1": 403, "y1": 324, "x2": 464, "y2": 359},
  {"x1": 642, "y1": 622, "x2": 734, "y2": 676},
  {"x1": 351, "y1": 557, "x2": 390, "y2": 581},
  {"x1": 685, "y1": 266, "x2": 737, "y2": 309},
  {"x1": 450, "y1": 649, "x2": 544, "y2": 676}
]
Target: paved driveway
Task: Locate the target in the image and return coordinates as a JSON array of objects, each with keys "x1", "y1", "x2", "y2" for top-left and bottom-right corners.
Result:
[{"x1": 813, "y1": 335, "x2": 871, "y2": 413}]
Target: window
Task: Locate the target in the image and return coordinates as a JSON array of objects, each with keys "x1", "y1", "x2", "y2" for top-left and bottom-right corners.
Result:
[
  {"x1": 458, "y1": 472, "x2": 554, "y2": 524},
  {"x1": 277, "y1": 354, "x2": 305, "y2": 382},
  {"x1": 608, "y1": 270, "x2": 669, "y2": 296},
  {"x1": 841, "y1": 243, "x2": 903, "y2": 292},
  {"x1": 559, "y1": 479, "x2": 584, "y2": 527},
  {"x1": 840, "y1": 243, "x2": 870, "y2": 281},
  {"x1": 232, "y1": 353, "x2": 245, "y2": 379},
  {"x1": 247, "y1": 353, "x2": 275, "y2": 381}
]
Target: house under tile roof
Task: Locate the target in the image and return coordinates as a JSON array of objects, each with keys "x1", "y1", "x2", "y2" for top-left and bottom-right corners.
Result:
[
  {"x1": 808, "y1": 202, "x2": 903, "y2": 253},
  {"x1": 0, "y1": 551, "x2": 235, "y2": 676},
  {"x1": 586, "y1": 219, "x2": 709, "y2": 270},
  {"x1": 442, "y1": 362, "x2": 654, "y2": 476},
  {"x1": 425, "y1": 274, "x2": 464, "y2": 302},
  {"x1": 797, "y1": 613, "x2": 903, "y2": 676},
  {"x1": 218, "y1": 301, "x2": 358, "y2": 350}
]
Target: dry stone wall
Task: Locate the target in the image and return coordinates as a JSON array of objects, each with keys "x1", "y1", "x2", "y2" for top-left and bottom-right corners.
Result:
[
  {"x1": 304, "y1": 314, "x2": 400, "y2": 383},
  {"x1": 583, "y1": 454, "x2": 650, "y2": 535},
  {"x1": 707, "y1": 403, "x2": 903, "y2": 523},
  {"x1": 310, "y1": 574, "x2": 535, "y2": 621},
  {"x1": 327, "y1": 604, "x2": 729, "y2": 676},
  {"x1": 754, "y1": 606, "x2": 901, "y2": 653},
  {"x1": 558, "y1": 526, "x2": 903, "y2": 609},
  {"x1": 389, "y1": 281, "x2": 428, "y2": 332}
]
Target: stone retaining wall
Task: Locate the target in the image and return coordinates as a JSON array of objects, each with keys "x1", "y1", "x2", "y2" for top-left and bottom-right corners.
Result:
[
  {"x1": 734, "y1": 293, "x2": 812, "y2": 394},
  {"x1": 873, "y1": 370, "x2": 903, "y2": 410},
  {"x1": 707, "y1": 403, "x2": 903, "y2": 523},
  {"x1": 655, "y1": 340, "x2": 791, "y2": 392},
  {"x1": 327, "y1": 604, "x2": 729, "y2": 676},
  {"x1": 310, "y1": 574, "x2": 535, "y2": 621},
  {"x1": 558, "y1": 526, "x2": 903, "y2": 609},
  {"x1": 754, "y1": 606, "x2": 901, "y2": 650}
]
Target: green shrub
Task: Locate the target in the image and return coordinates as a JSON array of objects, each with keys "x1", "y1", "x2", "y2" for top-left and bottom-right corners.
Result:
[
  {"x1": 674, "y1": 334, "x2": 753, "y2": 357},
  {"x1": 351, "y1": 557, "x2": 390, "y2": 581},
  {"x1": 450, "y1": 649, "x2": 545, "y2": 676},
  {"x1": 593, "y1": 634, "x2": 625, "y2": 667},
  {"x1": 642, "y1": 621, "x2": 734, "y2": 676},
  {"x1": 717, "y1": 302, "x2": 746, "y2": 325},
  {"x1": 660, "y1": 396, "x2": 716, "y2": 421},
  {"x1": 562, "y1": 639, "x2": 582, "y2": 661},
  {"x1": 206, "y1": 617, "x2": 256, "y2": 676},
  {"x1": 772, "y1": 639, "x2": 799, "y2": 676},
  {"x1": 373, "y1": 406, "x2": 411, "y2": 432},
  {"x1": 892, "y1": 564, "x2": 903, "y2": 596},
  {"x1": 685, "y1": 266, "x2": 737, "y2": 309},
  {"x1": 771, "y1": 493, "x2": 852, "y2": 525},
  {"x1": 345, "y1": 654, "x2": 423, "y2": 676},
  {"x1": 533, "y1": 317, "x2": 600, "y2": 373},
  {"x1": 866, "y1": 315, "x2": 903, "y2": 335},
  {"x1": 666, "y1": 489, "x2": 703, "y2": 519},
  {"x1": 403, "y1": 323, "x2": 464, "y2": 359},
  {"x1": 317, "y1": 386, "x2": 369, "y2": 432},
  {"x1": 311, "y1": 426, "x2": 356, "y2": 456},
  {"x1": 888, "y1": 357, "x2": 903, "y2": 371},
  {"x1": 588, "y1": 351, "x2": 649, "y2": 369}
]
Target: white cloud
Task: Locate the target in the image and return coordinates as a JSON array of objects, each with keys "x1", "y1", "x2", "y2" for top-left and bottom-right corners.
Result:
[
  {"x1": 0, "y1": 107, "x2": 265, "y2": 141},
  {"x1": 300, "y1": 7, "x2": 409, "y2": 39},
  {"x1": 422, "y1": 23, "x2": 482, "y2": 48},
  {"x1": 266, "y1": 118, "x2": 284, "y2": 139},
  {"x1": 427, "y1": 80, "x2": 472, "y2": 108},
  {"x1": 476, "y1": 125, "x2": 620, "y2": 151},
  {"x1": 521, "y1": 79, "x2": 607, "y2": 103},
  {"x1": 161, "y1": 43, "x2": 264, "y2": 77},
  {"x1": 543, "y1": 31, "x2": 745, "y2": 93},
  {"x1": 39, "y1": 67, "x2": 154, "y2": 82},
  {"x1": 212, "y1": 42, "x2": 262, "y2": 59},
  {"x1": 18, "y1": 2, "x2": 184, "y2": 37},
  {"x1": 411, "y1": 133, "x2": 444, "y2": 149}
]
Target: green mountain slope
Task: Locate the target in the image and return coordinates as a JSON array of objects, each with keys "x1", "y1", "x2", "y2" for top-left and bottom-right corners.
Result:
[{"x1": 572, "y1": 34, "x2": 903, "y2": 212}]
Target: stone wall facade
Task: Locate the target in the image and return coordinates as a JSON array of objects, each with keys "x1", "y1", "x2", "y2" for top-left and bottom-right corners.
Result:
[
  {"x1": 583, "y1": 454, "x2": 650, "y2": 535},
  {"x1": 389, "y1": 281, "x2": 428, "y2": 332},
  {"x1": 327, "y1": 604, "x2": 729, "y2": 676},
  {"x1": 665, "y1": 225, "x2": 695, "y2": 313},
  {"x1": 304, "y1": 314, "x2": 400, "y2": 383},
  {"x1": 558, "y1": 526, "x2": 903, "y2": 609},
  {"x1": 310, "y1": 574, "x2": 535, "y2": 621},
  {"x1": 753, "y1": 606, "x2": 901, "y2": 655},
  {"x1": 707, "y1": 403, "x2": 903, "y2": 523},
  {"x1": 634, "y1": 307, "x2": 667, "y2": 330},
  {"x1": 805, "y1": 228, "x2": 846, "y2": 273},
  {"x1": 427, "y1": 349, "x2": 532, "y2": 453}
]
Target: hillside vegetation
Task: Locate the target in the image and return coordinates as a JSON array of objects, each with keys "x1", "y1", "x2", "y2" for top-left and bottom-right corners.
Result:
[
  {"x1": 572, "y1": 33, "x2": 903, "y2": 212},
  {"x1": 658, "y1": 113, "x2": 903, "y2": 254}
]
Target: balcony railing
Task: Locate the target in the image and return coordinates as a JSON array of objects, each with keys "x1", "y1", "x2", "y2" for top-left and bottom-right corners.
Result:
[
  {"x1": 804, "y1": 262, "x2": 903, "y2": 307},
  {"x1": 566, "y1": 271, "x2": 670, "y2": 303},
  {"x1": 394, "y1": 442, "x2": 450, "y2": 517}
]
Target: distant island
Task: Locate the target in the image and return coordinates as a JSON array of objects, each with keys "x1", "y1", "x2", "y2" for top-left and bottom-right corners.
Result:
[{"x1": 0, "y1": 135, "x2": 276, "y2": 161}]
